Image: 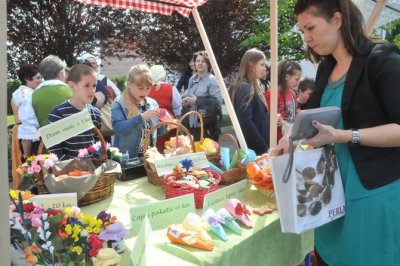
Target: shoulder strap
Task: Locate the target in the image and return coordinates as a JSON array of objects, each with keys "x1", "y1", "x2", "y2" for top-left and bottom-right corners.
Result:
[{"x1": 101, "y1": 77, "x2": 108, "y2": 86}]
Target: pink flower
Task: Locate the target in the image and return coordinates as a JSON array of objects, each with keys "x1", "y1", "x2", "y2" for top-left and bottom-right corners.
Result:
[
  {"x1": 106, "y1": 142, "x2": 111, "y2": 150},
  {"x1": 30, "y1": 213, "x2": 43, "y2": 228},
  {"x1": 36, "y1": 155, "x2": 43, "y2": 161},
  {"x1": 34, "y1": 165, "x2": 41, "y2": 173},
  {"x1": 27, "y1": 167, "x2": 35, "y2": 174},
  {"x1": 93, "y1": 142, "x2": 102, "y2": 151},
  {"x1": 31, "y1": 160, "x2": 37, "y2": 167},
  {"x1": 43, "y1": 159, "x2": 54, "y2": 169},
  {"x1": 78, "y1": 149, "x2": 88, "y2": 158},
  {"x1": 87, "y1": 145, "x2": 95, "y2": 153}
]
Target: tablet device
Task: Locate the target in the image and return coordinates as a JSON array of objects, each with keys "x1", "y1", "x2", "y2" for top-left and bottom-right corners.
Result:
[{"x1": 291, "y1": 106, "x2": 341, "y2": 141}]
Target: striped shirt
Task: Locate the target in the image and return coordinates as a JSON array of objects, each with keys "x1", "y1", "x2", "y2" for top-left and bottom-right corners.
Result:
[{"x1": 48, "y1": 100, "x2": 102, "y2": 160}]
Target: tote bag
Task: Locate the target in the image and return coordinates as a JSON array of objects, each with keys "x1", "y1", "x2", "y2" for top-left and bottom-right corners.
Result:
[{"x1": 271, "y1": 145, "x2": 345, "y2": 234}]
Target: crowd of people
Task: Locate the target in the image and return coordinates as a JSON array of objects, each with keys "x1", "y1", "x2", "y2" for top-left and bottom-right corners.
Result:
[{"x1": 9, "y1": 0, "x2": 400, "y2": 264}]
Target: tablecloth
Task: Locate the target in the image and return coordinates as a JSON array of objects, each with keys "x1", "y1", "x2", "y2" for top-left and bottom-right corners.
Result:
[{"x1": 81, "y1": 177, "x2": 313, "y2": 266}]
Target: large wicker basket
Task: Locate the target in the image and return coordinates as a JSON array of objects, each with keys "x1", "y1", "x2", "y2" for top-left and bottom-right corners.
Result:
[
  {"x1": 163, "y1": 170, "x2": 221, "y2": 208},
  {"x1": 208, "y1": 133, "x2": 248, "y2": 185},
  {"x1": 179, "y1": 111, "x2": 217, "y2": 159},
  {"x1": 143, "y1": 121, "x2": 195, "y2": 186},
  {"x1": 36, "y1": 127, "x2": 119, "y2": 206}
]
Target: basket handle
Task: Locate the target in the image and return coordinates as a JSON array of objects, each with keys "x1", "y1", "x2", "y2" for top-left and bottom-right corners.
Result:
[
  {"x1": 143, "y1": 121, "x2": 196, "y2": 158},
  {"x1": 179, "y1": 111, "x2": 204, "y2": 143},
  {"x1": 217, "y1": 133, "x2": 243, "y2": 168},
  {"x1": 38, "y1": 126, "x2": 108, "y2": 162}
]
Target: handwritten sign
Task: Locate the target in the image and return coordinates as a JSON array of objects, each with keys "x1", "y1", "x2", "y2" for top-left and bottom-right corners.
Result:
[
  {"x1": 131, "y1": 215, "x2": 151, "y2": 266},
  {"x1": 31, "y1": 193, "x2": 77, "y2": 209},
  {"x1": 39, "y1": 109, "x2": 94, "y2": 148},
  {"x1": 154, "y1": 152, "x2": 209, "y2": 176},
  {"x1": 129, "y1": 194, "x2": 195, "y2": 235},
  {"x1": 203, "y1": 179, "x2": 247, "y2": 211}
]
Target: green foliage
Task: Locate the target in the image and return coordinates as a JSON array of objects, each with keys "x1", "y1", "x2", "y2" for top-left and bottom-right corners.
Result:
[
  {"x1": 241, "y1": 0, "x2": 305, "y2": 60},
  {"x1": 381, "y1": 18, "x2": 400, "y2": 48},
  {"x1": 7, "y1": 80, "x2": 20, "y2": 115},
  {"x1": 113, "y1": 76, "x2": 127, "y2": 92}
]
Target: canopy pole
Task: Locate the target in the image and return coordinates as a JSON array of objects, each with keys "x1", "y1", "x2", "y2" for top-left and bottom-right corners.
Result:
[
  {"x1": 191, "y1": 7, "x2": 248, "y2": 149},
  {"x1": 0, "y1": 0, "x2": 11, "y2": 263},
  {"x1": 269, "y1": 0, "x2": 278, "y2": 148},
  {"x1": 365, "y1": 0, "x2": 387, "y2": 35}
]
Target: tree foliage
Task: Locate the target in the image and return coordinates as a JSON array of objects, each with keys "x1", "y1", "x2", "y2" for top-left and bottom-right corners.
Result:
[
  {"x1": 241, "y1": 0, "x2": 305, "y2": 61},
  {"x1": 381, "y1": 18, "x2": 400, "y2": 48},
  {"x1": 115, "y1": 0, "x2": 263, "y2": 74},
  {"x1": 7, "y1": 0, "x2": 134, "y2": 78}
]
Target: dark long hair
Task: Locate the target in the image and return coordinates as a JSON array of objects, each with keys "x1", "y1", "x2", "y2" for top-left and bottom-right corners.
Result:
[
  {"x1": 278, "y1": 61, "x2": 301, "y2": 108},
  {"x1": 294, "y1": 0, "x2": 371, "y2": 62}
]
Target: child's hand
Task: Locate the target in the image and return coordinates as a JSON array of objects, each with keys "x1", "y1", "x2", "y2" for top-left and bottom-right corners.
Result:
[{"x1": 141, "y1": 108, "x2": 160, "y2": 121}]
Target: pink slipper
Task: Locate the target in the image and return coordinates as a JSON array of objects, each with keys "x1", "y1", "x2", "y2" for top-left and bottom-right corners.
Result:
[{"x1": 225, "y1": 198, "x2": 252, "y2": 228}]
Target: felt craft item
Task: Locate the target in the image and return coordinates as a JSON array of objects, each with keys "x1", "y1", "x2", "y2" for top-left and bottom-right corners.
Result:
[
  {"x1": 225, "y1": 198, "x2": 253, "y2": 228},
  {"x1": 208, "y1": 162, "x2": 223, "y2": 174},
  {"x1": 220, "y1": 147, "x2": 230, "y2": 171},
  {"x1": 202, "y1": 208, "x2": 228, "y2": 241},
  {"x1": 182, "y1": 213, "x2": 212, "y2": 244},
  {"x1": 253, "y1": 205, "x2": 274, "y2": 216},
  {"x1": 216, "y1": 208, "x2": 242, "y2": 235},
  {"x1": 167, "y1": 225, "x2": 213, "y2": 251}
]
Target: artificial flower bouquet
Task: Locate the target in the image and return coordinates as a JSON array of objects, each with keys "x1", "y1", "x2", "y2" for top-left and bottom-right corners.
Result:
[
  {"x1": 16, "y1": 154, "x2": 59, "y2": 191},
  {"x1": 163, "y1": 159, "x2": 221, "y2": 208},
  {"x1": 78, "y1": 141, "x2": 122, "y2": 162},
  {"x1": 9, "y1": 191, "x2": 129, "y2": 266}
]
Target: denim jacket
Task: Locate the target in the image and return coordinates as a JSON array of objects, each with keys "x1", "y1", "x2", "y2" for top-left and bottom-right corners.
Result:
[{"x1": 111, "y1": 96, "x2": 159, "y2": 158}]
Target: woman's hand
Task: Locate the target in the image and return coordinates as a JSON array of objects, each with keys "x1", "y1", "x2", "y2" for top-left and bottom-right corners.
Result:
[
  {"x1": 141, "y1": 108, "x2": 160, "y2": 121},
  {"x1": 270, "y1": 135, "x2": 290, "y2": 156},
  {"x1": 182, "y1": 95, "x2": 197, "y2": 107},
  {"x1": 302, "y1": 121, "x2": 341, "y2": 147}
]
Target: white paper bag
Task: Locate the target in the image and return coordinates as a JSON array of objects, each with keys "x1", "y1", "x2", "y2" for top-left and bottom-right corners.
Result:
[{"x1": 271, "y1": 146, "x2": 345, "y2": 234}]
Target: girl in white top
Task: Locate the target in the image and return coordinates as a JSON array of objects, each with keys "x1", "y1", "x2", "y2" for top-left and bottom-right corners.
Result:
[{"x1": 11, "y1": 64, "x2": 42, "y2": 157}]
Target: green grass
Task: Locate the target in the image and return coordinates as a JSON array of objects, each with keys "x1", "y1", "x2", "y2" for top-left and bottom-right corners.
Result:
[
  {"x1": 220, "y1": 115, "x2": 232, "y2": 128},
  {"x1": 7, "y1": 115, "x2": 15, "y2": 126}
]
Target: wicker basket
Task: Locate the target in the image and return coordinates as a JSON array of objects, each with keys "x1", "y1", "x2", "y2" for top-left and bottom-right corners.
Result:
[
  {"x1": 143, "y1": 121, "x2": 195, "y2": 186},
  {"x1": 179, "y1": 111, "x2": 217, "y2": 159},
  {"x1": 36, "y1": 127, "x2": 119, "y2": 206},
  {"x1": 163, "y1": 170, "x2": 221, "y2": 208},
  {"x1": 208, "y1": 133, "x2": 248, "y2": 185}
]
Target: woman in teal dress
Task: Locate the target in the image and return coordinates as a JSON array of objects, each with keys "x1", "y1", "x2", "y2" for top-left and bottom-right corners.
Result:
[{"x1": 274, "y1": 1, "x2": 400, "y2": 265}]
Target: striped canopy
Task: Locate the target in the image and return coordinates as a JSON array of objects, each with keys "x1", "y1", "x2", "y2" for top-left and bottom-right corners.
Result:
[{"x1": 74, "y1": 0, "x2": 208, "y2": 17}]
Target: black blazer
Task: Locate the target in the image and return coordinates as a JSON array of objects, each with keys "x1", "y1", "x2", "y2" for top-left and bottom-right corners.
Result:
[
  {"x1": 231, "y1": 81, "x2": 270, "y2": 155},
  {"x1": 306, "y1": 43, "x2": 400, "y2": 189}
]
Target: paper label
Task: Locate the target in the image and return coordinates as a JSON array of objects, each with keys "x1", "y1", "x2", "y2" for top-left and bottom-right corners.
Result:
[
  {"x1": 39, "y1": 109, "x2": 94, "y2": 148},
  {"x1": 154, "y1": 152, "x2": 208, "y2": 176},
  {"x1": 131, "y1": 215, "x2": 151, "y2": 266},
  {"x1": 129, "y1": 194, "x2": 195, "y2": 235},
  {"x1": 202, "y1": 179, "x2": 247, "y2": 211},
  {"x1": 31, "y1": 193, "x2": 77, "y2": 209}
]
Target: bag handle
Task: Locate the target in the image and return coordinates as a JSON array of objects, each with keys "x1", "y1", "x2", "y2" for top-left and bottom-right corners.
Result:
[
  {"x1": 282, "y1": 136, "x2": 295, "y2": 183},
  {"x1": 217, "y1": 133, "x2": 243, "y2": 168},
  {"x1": 143, "y1": 121, "x2": 196, "y2": 157},
  {"x1": 179, "y1": 111, "x2": 204, "y2": 143},
  {"x1": 38, "y1": 126, "x2": 108, "y2": 162}
]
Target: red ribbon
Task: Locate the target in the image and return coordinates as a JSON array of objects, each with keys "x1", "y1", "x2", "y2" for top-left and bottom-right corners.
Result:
[{"x1": 235, "y1": 203, "x2": 250, "y2": 216}]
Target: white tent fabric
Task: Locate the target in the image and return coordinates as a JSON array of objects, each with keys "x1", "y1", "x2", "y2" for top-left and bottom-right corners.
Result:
[{"x1": 356, "y1": 0, "x2": 400, "y2": 29}]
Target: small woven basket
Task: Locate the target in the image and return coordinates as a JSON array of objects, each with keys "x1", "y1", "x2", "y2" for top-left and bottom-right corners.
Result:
[
  {"x1": 143, "y1": 121, "x2": 195, "y2": 186},
  {"x1": 208, "y1": 133, "x2": 248, "y2": 185},
  {"x1": 36, "y1": 127, "x2": 119, "y2": 206},
  {"x1": 179, "y1": 111, "x2": 217, "y2": 160},
  {"x1": 163, "y1": 170, "x2": 221, "y2": 208}
]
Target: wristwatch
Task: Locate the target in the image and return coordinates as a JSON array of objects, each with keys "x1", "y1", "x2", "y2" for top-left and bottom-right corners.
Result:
[{"x1": 348, "y1": 129, "x2": 360, "y2": 147}]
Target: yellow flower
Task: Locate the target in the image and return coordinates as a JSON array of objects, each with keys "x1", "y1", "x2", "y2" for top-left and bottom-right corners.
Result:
[
  {"x1": 27, "y1": 155, "x2": 36, "y2": 162},
  {"x1": 9, "y1": 190, "x2": 18, "y2": 200},
  {"x1": 72, "y1": 246, "x2": 83, "y2": 254},
  {"x1": 65, "y1": 224, "x2": 72, "y2": 235}
]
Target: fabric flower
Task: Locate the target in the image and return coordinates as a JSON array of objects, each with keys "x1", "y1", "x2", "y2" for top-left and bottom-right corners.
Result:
[
  {"x1": 23, "y1": 202, "x2": 35, "y2": 213},
  {"x1": 78, "y1": 148, "x2": 89, "y2": 158},
  {"x1": 87, "y1": 145, "x2": 95, "y2": 153},
  {"x1": 87, "y1": 234, "x2": 103, "y2": 256},
  {"x1": 93, "y1": 142, "x2": 102, "y2": 151},
  {"x1": 180, "y1": 159, "x2": 194, "y2": 172},
  {"x1": 27, "y1": 167, "x2": 35, "y2": 174},
  {"x1": 98, "y1": 222, "x2": 129, "y2": 241},
  {"x1": 97, "y1": 210, "x2": 111, "y2": 223},
  {"x1": 235, "y1": 203, "x2": 250, "y2": 216},
  {"x1": 208, "y1": 214, "x2": 226, "y2": 227},
  {"x1": 33, "y1": 164, "x2": 41, "y2": 173}
]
